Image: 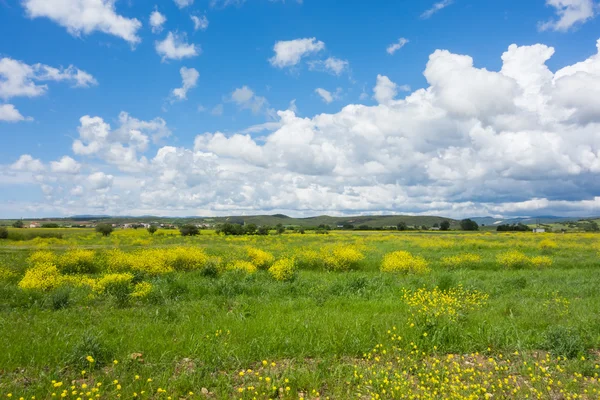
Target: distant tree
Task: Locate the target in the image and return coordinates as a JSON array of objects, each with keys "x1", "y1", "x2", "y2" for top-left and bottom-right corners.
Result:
[
  {"x1": 397, "y1": 222, "x2": 408, "y2": 231},
  {"x1": 440, "y1": 221, "x2": 451, "y2": 231},
  {"x1": 460, "y1": 219, "x2": 479, "y2": 231},
  {"x1": 0, "y1": 227, "x2": 8, "y2": 239},
  {"x1": 147, "y1": 225, "x2": 158, "y2": 235},
  {"x1": 298, "y1": 228, "x2": 305, "y2": 234},
  {"x1": 179, "y1": 224, "x2": 200, "y2": 236},
  {"x1": 583, "y1": 221, "x2": 599, "y2": 232},
  {"x1": 317, "y1": 224, "x2": 331, "y2": 231},
  {"x1": 315, "y1": 228, "x2": 329, "y2": 235},
  {"x1": 41, "y1": 223, "x2": 59, "y2": 228},
  {"x1": 12, "y1": 220, "x2": 23, "y2": 228},
  {"x1": 276, "y1": 223, "x2": 285, "y2": 235},
  {"x1": 257, "y1": 226, "x2": 270, "y2": 235},
  {"x1": 220, "y1": 223, "x2": 244, "y2": 236},
  {"x1": 96, "y1": 223, "x2": 114, "y2": 237},
  {"x1": 421, "y1": 225, "x2": 428, "y2": 231},
  {"x1": 497, "y1": 223, "x2": 530, "y2": 232},
  {"x1": 244, "y1": 223, "x2": 257, "y2": 235},
  {"x1": 433, "y1": 222, "x2": 440, "y2": 228}
]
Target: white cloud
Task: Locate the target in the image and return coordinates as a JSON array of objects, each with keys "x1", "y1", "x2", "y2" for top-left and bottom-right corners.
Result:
[
  {"x1": 211, "y1": 104, "x2": 224, "y2": 116},
  {"x1": 191, "y1": 15, "x2": 209, "y2": 31},
  {"x1": 50, "y1": 156, "x2": 81, "y2": 174},
  {"x1": 373, "y1": 75, "x2": 399, "y2": 105},
  {"x1": 387, "y1": 38, "x2": 409, "y2": 55},
  {"x1": 23, "y1": 0, "x2": 141, "y2": 44},
  {"x1": 0, "y1": 104, "x2": 29, "y2": 122},
  {"x1": 210, "y1": 0, "x2": 245, "y2": 8},
  {"x1": 421, "y1": 0, "x2": 454, "y2": 19},
  {"x1": 6, "y1": 38, "x2": 600, "y2": 219},
  {"x1": 173, "y1": 0, "x2": 194, "y2": 8},
  {"x1": 149, "y1": 11, "x2": 166, "y2": 34},
  {"x1": 10, "y1": 155, "x2": 44, "y2": 172},
  {"x1": 230, "y1": 86, "x2": 269, "y2": 114},
  {"x1": 539, "y1": 0, "x2": 596, "y2": 32},
  {"x1": 315, "y1": 88, "x2": 333, "y2": 104},
  {"x1": 269, "y1": 38, "x2": 325, "y2": 68},
  {"x1": 155, "y1": 32, "x2": 200, "y2": 61},
  {"x1": 308, "y1": 57, "x2": 349, "y2": 76},
  {"x1": 171, "y1": 67, "x2": 199, "y2": 100},
  {"x1": 0, "y1": 57, "x2": 96, "y2": 100},
  {"x1": 88, "y1": 172, "x2": 113, "y2": 190}
]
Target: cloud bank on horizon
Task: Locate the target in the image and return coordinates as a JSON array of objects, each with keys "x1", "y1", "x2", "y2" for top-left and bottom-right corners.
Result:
[{"x1": 1, "y1": 0, "x2": 600, "y2": 219}]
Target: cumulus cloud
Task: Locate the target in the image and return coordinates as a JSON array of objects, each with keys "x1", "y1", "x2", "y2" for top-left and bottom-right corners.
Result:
[
  {"x1": 149, "y1": 10, "x2": 166, "y2": 34},
  {"x1": 171, "y1": 67, "x2": 199, "y2": 100},
  {"x1": 230, "y1": 86, "x2": 269, "y2": 114},
  {"x1": 174, "y1": 0, "x2": 193, "y2": 7},
  {"x1": 22, "y1": 0, "x2": 142, "y2": 44},
  {"x1": 50, "y1": 156, "x2": 81, "y2": 174},
  {"x1": 315, "y1": 88, "x2": 342, "y2": 104},
  {"x1": 269, "y1": 38, "x2": 325, "y2": 68},
  {"x1": 5, "y1": 38, "x2": 600, "y2": 218},
  {"x1": 421, "y1": 0, "x2": 454, "y2": 19},
  {"x1": 191, "y1": 15, "x2": 209, "y2": 31},
  {"x1": 387, "y1": 38, "x2": 409, "y2": 55},
  {"x1": 0, "y1": 57, "x2": 96, "y2": 100},
  {"x1": 0, "y1": 104, "x2": 29, "y2": 122},
  {"x1": 539, "y1": 0, "x2": 596, "y2": 32},
  {"x1": 308, "y1": 57, "x2": 349, "y2": 76},
  {"x1": 155, "y1": 32, "x2": 200, "y2": 61}
]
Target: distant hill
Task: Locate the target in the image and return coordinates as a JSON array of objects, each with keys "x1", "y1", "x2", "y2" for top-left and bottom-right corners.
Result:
[{"x1": 470, "y1": 216, "x2": 597, "y2": 226}]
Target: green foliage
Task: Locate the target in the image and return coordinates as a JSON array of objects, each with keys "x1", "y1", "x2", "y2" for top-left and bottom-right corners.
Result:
[
  {"x1": 12, "y1": 220, "x2": 24, "y2": 228},
  {"x1": 147, "y1": 225, "x2": 158, "y2": 235},
  {"x1": 543, "y1": 326, "x2": 585, "y2": 359},
  {"x1": 179, "y1": 224, "x2": 199, "y2": 236},
  {"x1": 95, "y1": 223, "x2": 114, "y2": 236},
  {"x1": 440, "y1": 220, "x2": 451, "y2": 231},
  {"x1": 0, "y1": 227, "x2": 7, "y2": 239},
  {"x1": 460, "y1": 219, "x2": 479, "y2": 231}
]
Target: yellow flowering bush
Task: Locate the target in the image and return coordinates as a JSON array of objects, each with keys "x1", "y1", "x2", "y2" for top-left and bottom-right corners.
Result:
[
  {"x1": 530, "y1": 255, "x2": 553, "y2": 268},
  {"x1": 268, "y1": 258, "x2": 296, "y2": 281},
  {"x1": 246, "y1": 247, "x2": 275, "y2": 270},
  {"x1": 27, "y1": 250, "x2": 56, "y2": 266},
  {"x1": 496, "y1": 250, "x2": 531, "y2": 269},
  {"x1": 0, "y1": 265, "x2": 16, "y2": 281},
  {"x1": 294, "y1": 249, "x2": 322, "y2": 269},
  {"x1": 322, "y1": 246, "x2": 364, "y2": 271},
  {"x1": 381, "y1": 251, "x2": 429, "y2": 274},
  {"x1": 539, "y1": 239, "x2": 558, "y2": 252},
  {"x1": 94, "y1": 273, "x2": 134, "y2": 293},
  {"x1": 229, "y1": 260, "x2": 258, "y2": 274},
  {"x1": 58, "y1": 249, "x2": 97, "y2": 274},
  {"x1": 441, "y1": 253, "x2": 481, "y2": 269},
  {"x1": 164, "y1": 247, "x2": 208, "y2": 271},
  {"x1": 18, "y1": 262, "x2": 63, "y2": 291},
  {"x1": 402, "y1": 285, "x2": 488, "y2": 323},
  {"x1": 130, "y1": 281, "x2": 153, "y2": 299}
]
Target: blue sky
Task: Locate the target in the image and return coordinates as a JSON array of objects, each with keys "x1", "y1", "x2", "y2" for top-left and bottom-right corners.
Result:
[{"x1": 1, "y1": 0, "x2": 600, "y2": 218}]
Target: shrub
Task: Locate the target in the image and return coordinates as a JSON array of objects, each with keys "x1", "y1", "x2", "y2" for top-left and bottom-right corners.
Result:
[
  {"x1": 28, "y1": 250, "x2": 57, "y2": 266},
  {"x1": 50, "y1": 286, "x2": 72, "y2": 310},
  {"x1": 496, "y1": 250, "x2": 531, "y2": 269},
  {"x1": 323, "y1": 246, "x2": 364, "y2": 271},
  {"x1": 179, "y1": 224, "x2": 199, "y2": 236},
  {"x1": 94, "y1": 273, "x2": 134, "y2": 294},
  {"x1": 58, "y1": 249, "x2": 97, "y2": 274},
  {"x1": 460, "y1": 219, "x2": 479, "y2": 231},
  {"x1": 246, "y1": 247, "x2": 275, "y2": 270},
  {"x1": 0, "y1": 227, "x2": 8, "y2": 239},
  {"x1": 147, "y1": 225, "x2": 158, "y2": 235},
  {"x1": 0, "y1": 265, "x2": 16, "y2": 281},
  {"x1": 381, "y1": 251, "x2": 429, "y2": 274},
  {"x1": 539, "y1": 239, "x2": 558, "y2": 252},
  {"x1": 67, "y1": 331, "x2": 114, "y2": 369},
  {"x1": 165, "y1": 247, "x2": 208, "y2": 271},
  {"x1": 130, "y1": 282, "x2": 153, "y2": 299},
  {"x1": 95, "y1": 223, "x2": 114, "y2": 237},
  {"x1": 18, "y1": 262, "x2": 63, "y2": 291},
  {"x1": 441, "y1": 253, "x2": 481, "y2": 269},
  {"x1": 295, "y1": 249, "x2": 322, "y2": 270},
  {"x1": 269, "y1": 258, "x2": 296, "y2": 281},
  {"x1": 229, "y1": 260, "x2": 257, "y2": 274},
  {"x1": 530, "y1": 255, "x2": 553, "y2": 268}
]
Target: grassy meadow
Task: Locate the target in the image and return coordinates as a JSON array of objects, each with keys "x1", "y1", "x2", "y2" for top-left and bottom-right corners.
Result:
[{"x1": 0, "y1": 228, "x2": 600, "y2": 399}]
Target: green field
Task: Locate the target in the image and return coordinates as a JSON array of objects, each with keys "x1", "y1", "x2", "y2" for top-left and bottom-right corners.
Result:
[{"x1": 1, "y1": 229, "x2": 599, "y2": 399}]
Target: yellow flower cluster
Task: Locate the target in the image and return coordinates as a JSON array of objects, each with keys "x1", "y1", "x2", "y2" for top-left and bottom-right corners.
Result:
[
  {"x1": 539, "y1": 239, "x2": 558, "y2": 251},
  {"x1": 246, "y1": 247, "x2": 275, "y2": 270},
  {"x1": 18, "y1": 262, "x2": 63, "y2": 291},
  {"x1": 94, "y1": 273, "x2": 134, "y2": 293},
  {"x1": 381, "y1": 251, "x2": 429, "y2": 274},
  {"x1": 130, "y1": 281, "x2": 153, "y2": 299},
  {"x1": 440, "y1": 253, "x2": 481, "y2": 269},
  {"x1": 0, "y1": 265, "x2": 16, "y2": 281},
  {"x1": 27, "y1": 250, "x2": 56, "y2": 266},
  {"x1": 229, "y1": 260, "x2": 258, "y2": 274},
  {"x1": 106, "y1": 247, "x2": 209, "y2": 275},
  {"x1": 497, "y1": 250, "x2": 552, "y2": 269},
  {"x1": 402, "y1": 286, "x2": 488, "y2": 322},
  {"x1": 356, "y1": 332, "x2": 600, "y2": 400},
  {"x1": 294, "y1": 249, "x2": 321, "y2": 270},
  {"x1": 322, "y1": 246, "x2": 365, "y2": 271},
  {"x1": 58, "y1": 249, "x2": 96, "y2": 274},
  {"x1": 268, "y1": 258, "x2": 296, "y2": 281}
]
